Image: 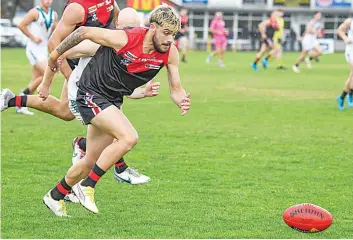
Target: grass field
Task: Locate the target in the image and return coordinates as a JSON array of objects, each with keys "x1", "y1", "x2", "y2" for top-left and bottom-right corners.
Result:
[{"x1": 1, "y1": 48, "x2": 353, "y2": 239}]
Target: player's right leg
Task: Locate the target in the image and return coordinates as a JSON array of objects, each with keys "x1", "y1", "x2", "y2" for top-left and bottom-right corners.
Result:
[
  {"x1": 252, "y1": 41, "x2": 269, "y2": 71},
  {"x1": 292, "y1": 50, "x2": 309, "y2": 73},
  {"x1": 1, "y1": 80, "x2": 75, "y2": 121},
  {"x1": 44, "y1": 124, "x2": 113, "y2": 216}
]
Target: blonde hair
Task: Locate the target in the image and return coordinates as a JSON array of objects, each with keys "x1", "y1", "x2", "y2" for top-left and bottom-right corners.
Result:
[{"x1": 148, "y1": 4, "x2": 181, "y2": 34}]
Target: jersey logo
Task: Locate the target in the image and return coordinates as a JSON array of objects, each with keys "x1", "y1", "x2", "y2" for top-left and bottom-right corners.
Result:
[
  {"x1": 105, "y1": 0, "x2": 112, "y2": 5},
  {"x1": 145, "y1": 64, "x2": 161, "y2": 70},
  {"x1": 97, "y1": 2, "x2": 105, "y2": 8},
  {"x1": 107, "y1": 5, "x2": 114, "y2": 12},
  {"x1": 88, "y1": 5, "x2": 97, "y2": 14},
  {"x1": 121, "y1": 58, "x2": 133, "y2": 66},
  {"x1": 125, "y1": 51, "x2": 138, "y2": 60}
]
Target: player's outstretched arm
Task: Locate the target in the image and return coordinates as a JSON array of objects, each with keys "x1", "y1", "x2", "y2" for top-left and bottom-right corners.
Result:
[
  {"x1": 62, "y1": 40, "x2": 100, "y2": 59},
  {"x1": 166, "y1": 45, "x2": 190, "y2": 116},
  {"x1": 338, "y1": 19, "x2": 352, "y2": 44},
  {"x1": 49, "y1": 27, "x2": 128, "y2": 70}
]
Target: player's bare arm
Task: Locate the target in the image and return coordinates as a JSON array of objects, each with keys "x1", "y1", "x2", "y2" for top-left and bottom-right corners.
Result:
[
  {"x1": 166, "y1": 45, "x2": 190, "y2": 116},
  {"x1": 62, "y1": 40, "x2": 100, "y2": 59},
  {"x1": 18, "y1": 8, "x2": 41, "y2": 43},
  {"x1": 50, "y1": 27, "x2": 128, "y2": 68},
  {"x1": 47, "y1": 3, "x2": 85, "y2": 80},
  {"x1": 338, "y1": 19, "x2": 352, "y2": 44},
  {"x1": 258, "y1": 20, "x2": 268, "y2": 39},
  {"x1": 128, "y1": 80, "x2": 161, "y2": 99}
]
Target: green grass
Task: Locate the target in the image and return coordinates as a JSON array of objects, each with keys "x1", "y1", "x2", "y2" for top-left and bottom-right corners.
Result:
[{"x1": 1, "y1": 48, "x2": 353, "y2": 239}]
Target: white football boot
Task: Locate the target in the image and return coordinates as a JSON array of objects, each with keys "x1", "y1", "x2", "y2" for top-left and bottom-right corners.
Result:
[
  {"x1": 292, "y1": 65, "x2": 300, "y2": 73},
  {"x1": 72, "y1": 182, "x2": 98, "y2": 213},
  {"x1": 1, "y1": 88, "x2": 15, "y2": 111},
  {"x1": 16, "y1": 107, "x2": 34, "y2": 115},
  {"x1": 72, "y1": 137, "x2": 86, "y2": 164},
  {"x1": 114, "y1": 167, "x2": 150, "y2": 185},
  {"x1": 43, "y1": 190, "x2": 69, "y2": 217},
  {"x1": 305, "y1": 57, "x2": 312, "y2": 69},
  {"x1": 64, "y1": 192, "x2": 80, "y2": 203}
]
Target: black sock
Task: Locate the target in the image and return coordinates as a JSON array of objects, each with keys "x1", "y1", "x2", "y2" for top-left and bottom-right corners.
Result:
[
  {"x1": 50, "y1": 178, "x2": 71, "y2": 201},
  {"x1": 8, "y1": 96, "x2": 27, "y2": 107},
  {"x1": 341, "y1": 91, "x2": 348, "y2": 100},
  {"x1": 309, "y1": 57, "x2": 313, "y2": 61},
  {"x1": 295, "y1": 64, "x2": 299, "y2": 67},
  {"x1": 23, "y1": 88, "x2": 30, "y2": 95},
  {"x1": 78, "y1": 137, "x2": 86, "y2": 151},
  {"x1": 349, "y1": 89, "x2": 353, "y2": 96},
  {"x1": 81, "y1": 164, "x2": 106, "y2": 188},
  {"x1": 115, "y1": 157, "x2": 128, "y2": 174}
]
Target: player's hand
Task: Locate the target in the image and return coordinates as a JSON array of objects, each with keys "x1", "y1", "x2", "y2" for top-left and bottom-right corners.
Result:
[
  {"x1": 180, "y1": 93, "x2": 191, "y2": 116},
  {"x1": 144, "y1": 79, "x2": 160, "y2": 97},
  {"x1": 345, "y1": 38, "x2": 353, "y2": 44},
  {"x1": 37, "y1": 83, "x2": 50, "y2": 101},
  {"x1": 48, "y1": 56, "x2": 59, "y2": 72},
  {"x1": 32, "y1": 37, "x2": 42, "y2": 44}
]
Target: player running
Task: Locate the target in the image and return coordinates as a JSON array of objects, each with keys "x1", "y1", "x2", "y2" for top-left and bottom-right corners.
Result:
[
  {"x1": 206, "y1": 11, "x2": 228, "y2": 68},
  {"x1": 292, "y1": 12, "x2": 323, "y2": 73},
  {"x1": 270, "y1": 9, "x2": 286, "y2": 70},
  {"x1": 41, "y1": 5, "x2": 191, "y2": 217},
  {"x1": 1, "y1": 1, "x2": 150, "y2": 184},
  {"x1": 16, "y1": 0, "x2": 58, "y2": 115},
  {"x1": 251, "y1": 11, "x2": 279, "y2": 71},
  {"x1": 175, "y1": 7, "x2": 189, "y2": 63},
  {"x1": 336, "y1": 18, "x2": 353, "y2": 110}
]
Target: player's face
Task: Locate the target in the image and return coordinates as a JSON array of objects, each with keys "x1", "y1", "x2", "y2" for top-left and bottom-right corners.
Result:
[
  {"x1": 153, "y1": 25, "x2": 174, "y2": 53},
  {"x1": 315, "y1": 12, "x2": 322, "y2": 20},
  {"x1": 41, "y1": 0, "x2": 53, "y2": 7},
  {"x1": 215, "y1": 12, "x2": 223, "y2": 19}
]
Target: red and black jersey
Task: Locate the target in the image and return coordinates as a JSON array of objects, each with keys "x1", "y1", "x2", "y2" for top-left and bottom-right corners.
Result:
[
  {"x1": 65, "y1": 0, "x2": 114, "y2": 29},
  {"x1": 78, "y1": 27, "x2": 171, "y2": 104},
  {"x1": 180, "y1": 15, "x2": 188, "y2": 29}
]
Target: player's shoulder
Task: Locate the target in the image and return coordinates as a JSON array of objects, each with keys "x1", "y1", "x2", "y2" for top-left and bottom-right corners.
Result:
[
  {"x1": 124, "y1": 27, "x2": 149, "y2": 34},
  {"x1": 64, "y1": 0, "x2": 85, "y2": 12}
]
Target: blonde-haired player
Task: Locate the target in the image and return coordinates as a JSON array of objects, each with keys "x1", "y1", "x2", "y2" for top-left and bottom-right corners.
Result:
[
  {"x1": 42, "y1": 5, "x2": 190, "y2": 217},
  {"x1": 336, "y1": 18, "x2": 353, "y2": 110}
]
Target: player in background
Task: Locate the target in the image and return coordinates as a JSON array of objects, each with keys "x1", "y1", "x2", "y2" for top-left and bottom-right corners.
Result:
[
  {"x1": 305, "y1": 28, "x2": 324, "y2": 68},
  {"x1": 266, "y1": 9, "x2": 286, "y2": 70},
  {"x1": 1, "y1": 1, "x2": 150, "y2": 184},
  {"x1": 16, "y1": 0, "x2": 58, "y2": 115},
  {"x1": 175, "y1": 7, "x2": 189, "y2": 63},
  {"x1": 251, "y1": 11, "x2": 279, "y2": 71},
  {"x1": 336, "y1": 18, "x2": 353, "y2": 110},
  {"x1": 206, "y1": 11, "x2": 228, "y2": 68},
  {"x1": 292, "y1": 12, "x2": 323, "y2": 73},
  {"x1": 41, "y1": 5, "x2": 190, "y2": 217}
]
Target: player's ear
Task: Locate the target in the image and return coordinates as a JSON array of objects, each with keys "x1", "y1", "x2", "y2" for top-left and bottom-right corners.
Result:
[{"x1": 150, "y1": 23, "x2": 157, "y2": 32}]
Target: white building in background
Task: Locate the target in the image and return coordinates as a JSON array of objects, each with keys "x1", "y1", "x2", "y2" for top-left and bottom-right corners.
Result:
[{"x1": 171, "y1": 0, "x2": 352, "y2": 51}]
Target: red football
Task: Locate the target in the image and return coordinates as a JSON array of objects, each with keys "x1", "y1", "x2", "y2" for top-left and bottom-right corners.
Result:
[{"x1": 283, "y1": 203, "x2": 333, "y2": 233}]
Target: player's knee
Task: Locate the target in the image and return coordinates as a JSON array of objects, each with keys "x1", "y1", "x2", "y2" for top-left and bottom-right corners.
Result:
[
  {"x1": 120, "y1": 134, "x2": 139, "y2": 151},
  {"x1": 59, "y1": 105, "x2": 75, "y2": 121}
]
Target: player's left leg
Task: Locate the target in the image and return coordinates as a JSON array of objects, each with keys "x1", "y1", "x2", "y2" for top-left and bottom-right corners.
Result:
[
  {"x1": 217, "y1": 39, "x2": 227, "y2": 68},
  {"x1": 306, "y1": 45, "x2": 323, "y2": 69},
  {"x1": 293, "y1": 49, "x2": 309, "y2": 73},
  {"x1": 252, "y1": 42, "x2": 269, "y2": 71}
]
